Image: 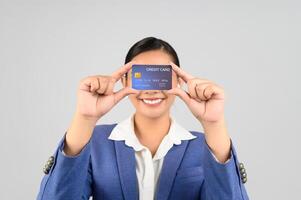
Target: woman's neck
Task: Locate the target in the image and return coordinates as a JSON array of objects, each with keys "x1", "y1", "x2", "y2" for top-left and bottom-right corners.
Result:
[{"x1": 133, "y1": 112, "x2": 171, "y2": 156}]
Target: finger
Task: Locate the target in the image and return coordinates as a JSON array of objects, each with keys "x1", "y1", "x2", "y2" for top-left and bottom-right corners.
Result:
[
  {"x1": 169, "y1": 61, "x2": 194, "y2": 82},
  {"x1": 205, "y1": 84, "x2": 225, "y2": 100},
  {"x1": 195, "y1": 83, "x2": 220, "y2": 101},
  {"x1": 79, "y1": 77, "x2": 94, "y2": 92},
  {"x1": 104, "y1": 77, "x2": 116, "y2": 95},
  {"x1": 188, "y1": 80, "x2": 211, "y2": 100},
  {"x1": 203, "y1": 85, "x2": 215, "y2": 100},
  {"x1": 113, "y1": 86, "x2": 139, "y2": 104},
  {"x1": 195, "y1": 83, "x2": 210, "y2": 101},
  {"x1": 96, "y1": 77, "x2": 109, "y2": 94},
  {"x1": 111, "y1": 61, "x2": 134, "y2": 82},
  {"x1": 166, "y1": 87, "x2": 191, "y2": 104},
  {"x1": 90, "y1": 77, "x2": 100, "y2": 93}
]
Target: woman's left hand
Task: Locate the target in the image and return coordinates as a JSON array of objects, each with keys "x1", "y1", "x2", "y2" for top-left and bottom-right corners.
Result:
[
  {"x1": 167, "y1": 62, "x2": 231, "y2": 163},
  {"x1": 167, "y1": 62, "x2": 226, "y2": 124}
]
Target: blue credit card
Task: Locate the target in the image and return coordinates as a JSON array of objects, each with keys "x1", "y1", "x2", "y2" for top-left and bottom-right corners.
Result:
[{"x1": 131, "y1": 64, "x2": 172, "y2": 90}]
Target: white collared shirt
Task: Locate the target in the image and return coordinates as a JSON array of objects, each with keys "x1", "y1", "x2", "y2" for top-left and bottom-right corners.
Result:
[{"x1": 108, "y1": 113, "x2": 197, "y2": 200}]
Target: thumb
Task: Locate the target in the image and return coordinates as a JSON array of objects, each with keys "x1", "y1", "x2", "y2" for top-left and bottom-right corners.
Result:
[
  {"x1": 113, "y1": 86, "x2": 139, "y2": 104},
  {"x1": 167, "y1": 87, "x2": 191, "y2": 104}
]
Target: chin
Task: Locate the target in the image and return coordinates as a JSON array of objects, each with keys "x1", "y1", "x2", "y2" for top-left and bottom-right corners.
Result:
[
  {"x1": 139, "y1": 110, "x2": 167, "y2": 119},
  {"x1": 137, "y1": 98, "x2": 168, "y2": 115}
]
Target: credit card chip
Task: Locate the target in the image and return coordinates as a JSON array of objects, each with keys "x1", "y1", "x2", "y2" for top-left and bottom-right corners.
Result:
[{"x1": 134, "y1": 72, "x2": 141, "y2": 78}]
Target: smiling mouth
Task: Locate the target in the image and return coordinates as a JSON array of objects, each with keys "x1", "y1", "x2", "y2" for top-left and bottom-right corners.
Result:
[{"x1": 139, "y1": 98, "x2": 165, "y2": 106}]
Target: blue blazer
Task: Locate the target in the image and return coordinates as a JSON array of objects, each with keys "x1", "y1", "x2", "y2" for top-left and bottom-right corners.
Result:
[{"x1": 37, "y1": 123, "x2": 249, "y2": 200}]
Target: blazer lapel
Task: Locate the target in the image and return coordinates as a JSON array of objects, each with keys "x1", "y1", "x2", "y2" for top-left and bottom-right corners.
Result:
[
  {"x1": 155, "y1": 140, "x2": 189, "y2": 200},
  {"x1": 115, "y1": 140, "x2": 138, "y2": 200}
]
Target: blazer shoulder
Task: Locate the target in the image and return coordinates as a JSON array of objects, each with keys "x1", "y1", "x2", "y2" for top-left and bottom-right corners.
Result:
[
  {"x1": 91, "y1": 123, "x2": 118, "y2": 143},
  {"x1": 189, "y1": 130, "x2": 206, "y2": 143}
]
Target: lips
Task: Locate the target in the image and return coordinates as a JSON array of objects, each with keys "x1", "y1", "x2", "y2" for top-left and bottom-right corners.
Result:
[
  {"x1": 141, "y1": 98, "x2": 164, "y2": 100},
  {"x1": 139, "y1": 97, "x2": 165, "y2": 106}
]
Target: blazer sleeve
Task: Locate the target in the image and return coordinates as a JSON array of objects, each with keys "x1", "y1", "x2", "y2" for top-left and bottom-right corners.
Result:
[
  {"x1": 199, "y1": 139, "x2": 249, "y2": 200},
  {"x1": 36, "y1": 132, "x2": 92, "y2": 200}
]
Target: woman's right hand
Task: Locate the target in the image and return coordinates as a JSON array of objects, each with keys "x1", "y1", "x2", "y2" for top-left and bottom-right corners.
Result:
[
  {"x1": 64, "y1": 62, "x2": 138, "y2": 156},
  {"x1": 76, "y1": 61, "x2": 138, "y2": 123}
]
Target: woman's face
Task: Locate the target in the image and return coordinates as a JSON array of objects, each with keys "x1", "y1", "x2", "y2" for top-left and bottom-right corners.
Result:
[{"x1": 121, "y1": 50, "x2": 181, "y2": 119}]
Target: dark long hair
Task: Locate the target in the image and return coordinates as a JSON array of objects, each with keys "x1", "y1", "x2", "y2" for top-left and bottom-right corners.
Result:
[{"x1": 124, "y1": 37, "x2": 180, "y2": 79}]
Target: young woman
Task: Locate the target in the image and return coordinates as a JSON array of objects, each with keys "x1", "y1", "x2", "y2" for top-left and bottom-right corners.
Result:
[{"x1": 37, "y1": 37, "x2": 249, "y2": 200}]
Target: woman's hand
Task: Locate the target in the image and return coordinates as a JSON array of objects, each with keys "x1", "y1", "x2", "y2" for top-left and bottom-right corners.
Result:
[
  {"x1": 64, "y1": 62, "x2": 138, "y2": 156},
  {"x1": 76, "y1": 61, "x2": 139, "y2": 123},
  {"x1": 167, "y1": 61, "x2": 225, "y2": 123},
  {"x1": 167, "y1": 62, "x2": 231, "y2": 163}
]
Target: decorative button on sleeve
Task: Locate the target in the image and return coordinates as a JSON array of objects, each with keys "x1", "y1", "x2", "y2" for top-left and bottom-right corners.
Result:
[
  {"x1": 43, "y1": 156, "x2": 54, "y2": 174},
  {"x1": 238, "y1": 162, "x2": 247, "y2": 184}
]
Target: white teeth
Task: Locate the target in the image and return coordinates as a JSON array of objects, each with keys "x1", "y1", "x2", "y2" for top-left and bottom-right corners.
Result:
[{"x1": 142, "y1": 99, "x2": 162, "y2": 104}]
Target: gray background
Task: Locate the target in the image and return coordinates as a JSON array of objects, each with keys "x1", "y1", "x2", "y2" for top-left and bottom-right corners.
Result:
[{"x1": 0, "y1": 0, "x2": 300, "y2": 199}]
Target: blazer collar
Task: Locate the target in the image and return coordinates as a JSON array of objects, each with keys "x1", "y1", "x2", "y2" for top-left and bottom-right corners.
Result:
[
  {"x1": 110, "y1": 113, "x2": 198, "y2": 200},
  {"x1": 114, "y1": 138, "x2": 190, "y2": 200}
]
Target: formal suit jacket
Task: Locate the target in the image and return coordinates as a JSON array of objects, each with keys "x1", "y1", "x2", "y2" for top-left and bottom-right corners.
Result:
[{"x1": 37, "y1": 123, "x2": 249, "y2": 200}]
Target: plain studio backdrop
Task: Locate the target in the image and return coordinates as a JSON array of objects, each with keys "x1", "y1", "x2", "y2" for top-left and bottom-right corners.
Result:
[{"x1": 0, "y1": 0, "x2": 300, "y2": 199}]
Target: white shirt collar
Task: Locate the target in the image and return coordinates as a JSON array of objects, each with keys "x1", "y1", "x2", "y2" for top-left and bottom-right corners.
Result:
[{"x1": 108, "y1": 112, "x2": 197, "y2": 160}]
